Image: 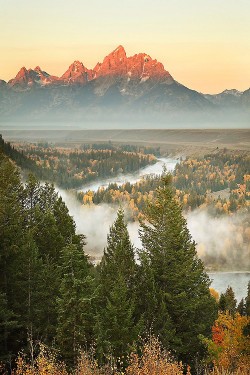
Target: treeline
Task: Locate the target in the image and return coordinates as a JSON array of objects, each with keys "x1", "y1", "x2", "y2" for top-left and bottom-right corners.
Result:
[
  {"x1": 173, "y1": 150, "x2": 250, "y2": 213},
  {"x1": 0, "y1": 149, "x2": 87, "y2": 364},
  {"x1": 0, "y1": 136, "x2": 156, "y2": 189},
  {"x1": 81, "y1": 142, "x2": 161, "y2": 156},
  {"x1": 78, "y1": 150, "x2": 250, "y2": 219},
  {"x1": 0, "y1": 134, "x2": 41, "y2": 175},
  {"x1": 77, "y1": 175, "x2": 162, "y2": 220},
  {"x1": 3, "y1": 135, "x2": 249, "y2": 214}
]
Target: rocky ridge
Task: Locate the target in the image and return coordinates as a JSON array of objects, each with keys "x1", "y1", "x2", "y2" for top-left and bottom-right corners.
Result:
[
  {"x1": 5, "y1": 45, "x2": 174, "y2": 88},
  {"x1": 0, "y1": 46, "x2": 249, "y2": 123}
]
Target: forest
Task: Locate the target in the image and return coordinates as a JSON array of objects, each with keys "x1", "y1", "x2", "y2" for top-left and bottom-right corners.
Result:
[
  {"x1": 0, "y1": 137, "x2": 250, "y2": 374},
  {"x1": 1, "y1": 138, "x2": 157, "y2": 189},
  {"x1": 78, "y1": 150, "x2": 250, "y2": 218}
]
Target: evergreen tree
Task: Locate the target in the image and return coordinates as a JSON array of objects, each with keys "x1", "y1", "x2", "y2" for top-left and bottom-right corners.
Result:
[
  {"x1": 10, "y1": 232, "x2": 43, "y2": 346},
  {"x1": 24, "y1": 177, "x2": 78, "y2": 261},
  {"x1": 99, "y1": 209, "x2": 136, "y2": 294},
  {"x1": 0, "y1": 151, "x2": 26, "y2": 359},
  {"x1": 138, "y1": 173, "x2": 217, "y2": 366},
  {"x1": 56, "y1": 243, "x2": 94, "y2": 366},
  {"x1": 0, "y1": 151, "x2": 89, "y2": 360},
  {"x1": 245, "y1": 281, "x2": 250, "y2": 317},
  {"x1": 98, "y1": 274, "x2": 137, "y2": 362},
  {"x1": 136, "y1": 250, "x2": 175, "y2": 348},
  {"x1": 242, "y1": 284, "x2": 250, "y2": 336},
  {"x1": 219, "y1": 286, "x2": 237, "y2": 315},
  {"x1": 0, "y1": 292, "x2": 17, "y2": 362},
  {"x1": 237, "y1": 298, "x2": 246, "y2": 316},
  {"x1": 218, "y1": 293, "x2": 227, "y2": 312},
  {"x1": 22, "y1": 176, "x2": 82, "y2": 345},
  {"x1": 96, "y1": 209, "x2": 139, "y2": 364}
]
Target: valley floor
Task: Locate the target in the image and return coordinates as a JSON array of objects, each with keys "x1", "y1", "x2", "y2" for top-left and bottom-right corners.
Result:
[{"x1": 1, "y1": 128, "x2": 250, "y2": 155}]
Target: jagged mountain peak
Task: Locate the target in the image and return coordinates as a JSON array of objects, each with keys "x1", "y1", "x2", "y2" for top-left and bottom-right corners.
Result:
[
  {"x1": 68, "y1": 60, "x2": 86, "y2": 72},
  {"x1": 112, "y1": 45, "x2": 126, "y2": 53},
  {"x1": 126, "y1": 52, "x2": 172, "y2": 82},
  {"x1": 16, "y1": 66, "x2": 28, "y2": 77},
  {"x1": 5, "y1": 47, "x2": 174, "y2": 87},
  {"x1": 61, "y1": 60, "x2": 94, "y2": 84},
  {"x1": 8, "y1": 66, "x2": 32, "y2": 87},
  {"x1": 92, "y1": 45, "x2": 173, "y2": 82},
  {"x1": 19, "y1": 66, "x2": 28, "y2": 73},
  {"x1": 8, "y1": 65, "x2": 58, "y2": 88},
  {"x1": 94, "y1": 45, "x2": 128, "y2": 78}
]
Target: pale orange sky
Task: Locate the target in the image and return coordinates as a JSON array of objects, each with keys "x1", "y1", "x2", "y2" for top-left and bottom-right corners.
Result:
[{"x1": 1, "y1": 0, "x2": 250, "y2": 94}]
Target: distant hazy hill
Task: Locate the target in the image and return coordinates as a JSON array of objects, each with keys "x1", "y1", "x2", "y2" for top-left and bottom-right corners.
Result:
[{"x1": 0, "y1": 46, "x2": 249, "y2": 126}]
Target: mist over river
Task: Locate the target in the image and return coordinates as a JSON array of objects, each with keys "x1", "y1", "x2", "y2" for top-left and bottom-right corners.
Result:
[
  {"x1": 78, "y1": 157, "x2": 178, "y2": 192},
  {"x1": 57, "y1": 156, "x2": 249, "y2": 304}
]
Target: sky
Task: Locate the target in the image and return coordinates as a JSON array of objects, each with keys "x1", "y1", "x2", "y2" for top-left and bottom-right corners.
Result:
[{"x1": 1, "y1": 0, "x2": 250, "y2": 94}]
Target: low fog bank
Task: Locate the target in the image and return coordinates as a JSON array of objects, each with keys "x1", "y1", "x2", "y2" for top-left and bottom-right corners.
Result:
[
  {"x1": 58, "y1": 188, "x2": 140, "y2": 260},
  {"x1": 2, "y1": 121, "x2": 250, "y2": 131},
  {"x1": 187, "y1": 209, "x2": 250, "y2": 271},
  {"x1": 58, "y1": 188, "x2": 250, "y2": 272},
  {"x1": 1, "y1": 105, "x2": 250, "y2": 130}
]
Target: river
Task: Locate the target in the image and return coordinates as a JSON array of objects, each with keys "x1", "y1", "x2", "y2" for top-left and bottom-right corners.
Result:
[
  {"x1": 79, "y1": 157, "x2": 179, "y2": 192},
  {"x1": 208, "y1": 272, "x2": 249, "y2": 303}
]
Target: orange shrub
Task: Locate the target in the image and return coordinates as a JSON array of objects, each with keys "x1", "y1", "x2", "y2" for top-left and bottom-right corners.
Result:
[{"x1": 204, "y1": 312, "x2": 250, "y2": 374}]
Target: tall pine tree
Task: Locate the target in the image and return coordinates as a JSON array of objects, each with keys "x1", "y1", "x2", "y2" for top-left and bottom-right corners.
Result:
[
  {"x1": 96, "y1": 208, "x2": 139, "y2": 364},
  {"x1": 245, "y1": 281, "x2": 250, "y2": 317},
  {"x1": 138, "y1": 174, "x2": 217, "y2": 367}
]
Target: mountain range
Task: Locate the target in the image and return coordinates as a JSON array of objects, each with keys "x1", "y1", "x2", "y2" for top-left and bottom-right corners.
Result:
[{"x1": 0, "y1": 45, "x2": 249, "y2": 125}]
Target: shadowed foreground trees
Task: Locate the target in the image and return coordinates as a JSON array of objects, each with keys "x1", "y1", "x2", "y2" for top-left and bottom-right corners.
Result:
[
  {"x1": 1, "y1": 150, "x2": 222, "y2": 373},
  {"x1": 0, "y1": 151, "x2": 91, "y2": 364}
]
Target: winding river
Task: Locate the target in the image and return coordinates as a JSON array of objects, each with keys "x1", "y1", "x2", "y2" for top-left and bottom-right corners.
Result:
[{"x1": 79, "y1": 157, "x2": 178, "y2": 192}]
